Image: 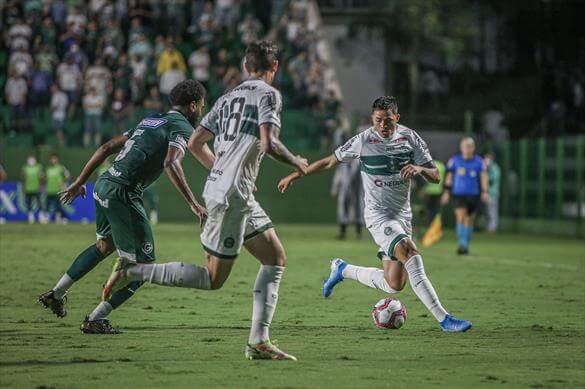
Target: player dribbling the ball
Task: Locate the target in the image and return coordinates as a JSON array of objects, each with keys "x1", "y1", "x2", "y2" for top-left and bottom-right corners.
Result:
[{"x1": 278, "y1": 96, "x2": 472, "y2": 332}]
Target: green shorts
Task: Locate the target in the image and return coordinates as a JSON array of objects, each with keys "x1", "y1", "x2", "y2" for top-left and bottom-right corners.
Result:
[{"x1": 94, "y1": 178, "x2": 155, "y2": 263}]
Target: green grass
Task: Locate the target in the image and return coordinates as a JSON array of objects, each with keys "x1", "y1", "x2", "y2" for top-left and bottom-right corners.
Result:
[{"x1": 0, "y1": 223, "x2": 584, "y2": 388}]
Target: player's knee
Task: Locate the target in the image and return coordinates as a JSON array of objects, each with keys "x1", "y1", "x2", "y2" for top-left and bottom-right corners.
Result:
[
  {"x1": 395, "y1": 240, "x2": 419, "y2": 262},
  {"x1": 96, "y1": 238, "x2": 115, "y2": 258},
  {"x1": 274, "y1": 248, "x2": 287, "y2": 267},
  {"x1": 388, "y1": 278, "x2": 405, "y2": 291}
]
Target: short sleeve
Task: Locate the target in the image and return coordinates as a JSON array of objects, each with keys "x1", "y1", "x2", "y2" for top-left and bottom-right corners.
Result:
[
  {"x1": 123, "y1": 128, "x2": 135, "y2": 138},
  {"x1": 334, "y1": 133, "x2": 363, "y2": 162},
  {"x1": 258, "y1": 89, "x2": 282, "y2": 128},
  {"x1": 169, "y1": 123, "x2": 194, "y2": 154},
  {"x1": 411, "y1": 131, "x2": 432, "y2": 165},
  {"x1": 446, "y1": 157, "x2": 456, "y2": 172},
  {"x1": 199, "y1": 102, "x2": 221, "y2": 135}
]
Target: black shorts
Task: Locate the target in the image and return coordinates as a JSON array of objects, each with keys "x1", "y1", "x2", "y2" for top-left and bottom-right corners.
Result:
[{"x1": 453, "y1": 195, "x2": 481, "y2": 215}]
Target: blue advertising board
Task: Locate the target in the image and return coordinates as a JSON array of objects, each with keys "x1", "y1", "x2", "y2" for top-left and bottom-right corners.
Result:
[{"x1": 0, "y1": 182, "x2": 95, "y2": 222}]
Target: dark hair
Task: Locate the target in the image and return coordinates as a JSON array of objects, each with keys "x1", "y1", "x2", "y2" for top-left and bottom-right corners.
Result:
[
  {"x1": 169, "y1": 80, "x2": 206, "y2": 106},
  {"x1": 245, "y1": 41, "x2": 279, "y2": 73},
  {"x1": 371, "y1": 96, "x2": 398, "y2": 113}
]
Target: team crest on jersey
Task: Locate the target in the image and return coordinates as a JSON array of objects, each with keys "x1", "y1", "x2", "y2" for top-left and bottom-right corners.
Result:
[
  {"x1": 224, "y1": 237, "x2": 235, "y2": 248},
  {"x1": 384, "y1": 227, "x2": 393, "y2": 236},
  {"x1": 138, "y1": 118, "x2": 168, "y2": 128},
  {"x1": 142, "y1": 242, "x2": 153, "y2": 254}
]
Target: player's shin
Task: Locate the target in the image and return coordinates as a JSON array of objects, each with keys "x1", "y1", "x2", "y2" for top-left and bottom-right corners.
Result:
[
  {"x1": 53, "y1": 244, "x2": 104, "y2": 299},
  {"x1": 127, "y1": 262, "x2": 211, "y2": 290},
  {"x1": 404, "y1": 254, "x2": 448, "y2": 322},
  {"x1": 342, "y1": 264, "x2": 399, "y2": 294},
  {"x1": 249, "y1": 265, "x2": 284, "y2": 345}
]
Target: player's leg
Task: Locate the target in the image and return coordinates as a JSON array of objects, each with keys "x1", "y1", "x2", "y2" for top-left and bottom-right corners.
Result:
[
  {"x1": 454, "y1": 206, "x2": 469, "y2": 254},
  {"x1": 462, "y1": 196, "x2": 480, "y2": 251},
  {"x1": 38, "y1": 197, "x2": 115, "y2": 317},
  {"x1": 25, "y1": 193, "x2": 35, "y2": 224},
  {"x1": 393, "y1": 238, "x2": 472, "y2": 332},
  {"x1": 242, "y1": 227, "x2": 296, "y2": 361}
]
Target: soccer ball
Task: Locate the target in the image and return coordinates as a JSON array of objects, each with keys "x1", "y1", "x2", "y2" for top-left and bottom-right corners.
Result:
[{"x1": 372, "y1": 298, "x2": 407, "y2": 329}]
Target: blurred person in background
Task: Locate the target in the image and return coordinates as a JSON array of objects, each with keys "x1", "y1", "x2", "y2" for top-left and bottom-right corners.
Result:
[
  {"x1": 85, "y1": 57, "x2": 112, "y2": 100},
  {"x1": 28, "y1": 61, "x2": 54, "y2": 117},
  {"x1": 45, "y1": 154, "x2": 71, "y2": 224},
  {"x1": 50, "y1": 84, "x2": 68, "y2": 147},
  {"x1": 56, "y1": 54, "x2": 82, "y2": 118},
  {"x1": 110, "y1": 88, "x2": 133, "y2": 135},
  {"x1": 143, "y1": 85, "x2": 163, "y2": 115},
  {"x1": 441, "y1": 138, "x2": 489, "y2": 255},
  {"x1": 188, "y1": 46, "x2": 211, "y2": 88},
  {"x1": 156, "y1": 37, "x2": 187, "y2": 77},
  {"x1": 159, "y1": 61, "x2": 186, "y2": 103},
  {"x1": 5, "y1": 69, "x2": 28, "y2": 133},
  {"x1": 21, "y1": 155, "x2": 45, "y2": 224},
  {"x1": 83, "y1": 86, "x2": 106, "y2": 147},
  {"x1": 483, "y1": 152, "x2": 501, "y2": 233},
  {"x1": 331, "y1": 158, "x2": 363, "y2": 240}
]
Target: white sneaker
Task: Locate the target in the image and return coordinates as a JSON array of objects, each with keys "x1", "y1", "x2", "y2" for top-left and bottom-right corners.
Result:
[{"x1": 245, "y1": 341, "x2": 297, "y2": 361}]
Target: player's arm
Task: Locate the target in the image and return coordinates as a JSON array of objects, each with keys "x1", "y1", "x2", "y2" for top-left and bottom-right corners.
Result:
[
  {"x1": 60, "y1": 134, "x2": 128, "y2": 204},
  {"x1": 480, "y1": 170, "x2": 489, "y2": 203},
  {"x1": 441, "y1": 171, "x2": 453, "y2": 204},
  {"x1": 400, "y1": 161, "x2": 440, "y2": 183},
  {"x1": 187, "y1": 126, "x2": 215, "y2": 170},
  {"x1": 278, "y1": 154, "x2": 339, "y2": 193},
  {"x1": 163, "y1": 145, "x2": 207, "y2": 227},
  {"x1": 260, "y1": 123, "x2": 308, "y2": 175}
]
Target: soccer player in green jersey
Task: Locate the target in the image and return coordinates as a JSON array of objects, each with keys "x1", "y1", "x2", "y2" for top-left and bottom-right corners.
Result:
[
  {"x1": 38, "y1": 80, "x2": 208, "y2": 334},
  {"x1": 22, "y1": 155, "x2": 45, "y2": 224},
  {"x1": 45, "y1": 154, "x2": 71, "y2": 224}
]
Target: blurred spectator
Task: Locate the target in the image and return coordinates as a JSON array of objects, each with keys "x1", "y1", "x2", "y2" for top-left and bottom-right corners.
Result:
[
  {"x1": 66, "y1": 6, "x2": 88, "y2": 35},
  {"x1": 50, "y1": 85, "x2": 68, "y2": 147},
  {"x1": 83, "y1": 87, "x2": 106, "y2": 147},
  {"x1": 28, "y1": 62, "x2": 54, "y2": 116},
  {"x1": 67, "y1": 43, "x2": 89, "y2": 72},
  {"x1": 156, "y1": 38, "x2": 187, "y2": 76},
  {"x1": 5, "y1": 70, "x2": 28, "y2": 133},
  {"x1": 130, "y1": 54, "x2": 149, "y2": 102},
  {"x1": 215, "y1": 0, "x2": 239, "y2": 29},
  {"x1": 9, "y1": 47, "x2": 33, "y2": 76},
  {"x1": 103, "y1": 19, "x2": 123, "y2": 52},
  {"x1": 7, "y1": 17, "x2": 32, "y2": 51},
  {"x1": 113, "y1": 54, "x2": 133, "y2": 93},
  {"x1": 483, "y1": 105, "x2": 508, "y2": 141},
  {"x1": 85, "y1": 57, "x2": 112, "y2": 98},
  {"x1": 143, "y1": 85, "x2": 163, "y2": 115},
  {"x1": 129, "y1": 33, "x2": 154, "y2": 62},
  {"x1": 238, "y1": 13, "x2": 262, "y2": 46},
  {"x1": 110, "y1": 88, "x2": 133, "y2": 135},
  {"x1": 50, "y1": 0, "x2": 68, "y2": 29},
  {"x1": 35, "y1": 44, "x2": 58, "y2": 74},
  {"x1": 159, "y1": 61, "x2": 186, "y2": 101},
  {"x1": 56, "y1": 55, "x2": 82, "y2": 116},
  {"x1": 188, "y1": 47, "x2": 211, "y2": 86},
  {"x1": 84, "y1": 21, "x2": 100, "y2": 62},
  {"x1": 484, "y1": 152, "x2": 501, "y2": 233},
  {"x1": 36, "y1": 16, "x2": 57, "y2": 47}
]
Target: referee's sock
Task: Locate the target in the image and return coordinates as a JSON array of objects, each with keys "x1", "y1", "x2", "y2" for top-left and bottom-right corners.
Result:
[{"x1": 456, "y1": 223, "x2": 466, "y2": 248}]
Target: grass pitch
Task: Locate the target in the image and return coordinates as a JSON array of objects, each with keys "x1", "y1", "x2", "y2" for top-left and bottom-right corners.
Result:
[{"x1": 0, "y1": 223, "x2": 584, "y2": 388}]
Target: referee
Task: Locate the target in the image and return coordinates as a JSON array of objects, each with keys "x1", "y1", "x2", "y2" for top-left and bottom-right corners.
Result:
[{"x1": 441, "y1": 137, "x2": 489, "y2": 255}]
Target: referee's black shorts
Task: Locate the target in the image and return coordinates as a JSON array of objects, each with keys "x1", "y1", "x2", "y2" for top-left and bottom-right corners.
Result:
[{"x1": 453, "y1": 195, "x2": 481, "y2": 215}]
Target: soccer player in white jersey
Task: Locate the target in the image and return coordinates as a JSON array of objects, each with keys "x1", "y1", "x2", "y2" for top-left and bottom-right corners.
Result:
[
  {"x1": 102, "y1": 41, "x2": 308, "y2": 360},
  {"x1": 278, "y1": 96, "x2": 472, "y2": 332}
]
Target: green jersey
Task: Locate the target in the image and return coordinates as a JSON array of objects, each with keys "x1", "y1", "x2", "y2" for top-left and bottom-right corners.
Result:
[
  {"x1": 424, "y1": 160, "x2": 446, "y2": 196},
  {"x1": 46, "y1": 164, "x2": 69, "y2": 195},
  {"x1": 100, "y1": 110, "x2": 194, "y2": 194},
  {"x1": 23, "y1": 163, "x2": 43, "y2": 193}
]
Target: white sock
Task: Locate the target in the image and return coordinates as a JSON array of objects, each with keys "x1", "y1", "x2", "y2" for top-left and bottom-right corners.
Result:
[
  {"x1": 248, "y1": 265, "x2": 284, "y2": 345},
  {"x1": 127, "y1": 262, "x2": 211, "y2": 290},
  {"x1": 88, "y1": 301, "x2": 113, "y2": 321},
  {"x1": 53, "y1": 274, "x2": 74, "y2": 299},
  {"x1": 342, "y1": 264, "x2": 399, "y2": 294},
  {"x1": 404, "y1": 254, "x2": 448, "y2": 322}
]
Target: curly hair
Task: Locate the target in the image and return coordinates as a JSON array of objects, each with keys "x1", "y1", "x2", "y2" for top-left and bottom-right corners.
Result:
[{"x1": 169, "y1": 80, "x2": 206, "y2": 106}]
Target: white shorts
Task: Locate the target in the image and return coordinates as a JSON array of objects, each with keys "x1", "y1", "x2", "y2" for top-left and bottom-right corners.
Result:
[
  {"x1": 200, "y1": 199, "x2": 273, "y2": 259},
  {"x1": 366, "y1": 216, "x2": 412, "y2": 260}
]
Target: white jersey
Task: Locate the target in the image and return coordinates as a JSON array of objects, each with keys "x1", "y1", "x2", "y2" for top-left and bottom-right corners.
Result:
[
  {"x1": 334, "y1": 125, "x2": 432, "y2": 224},
  {"x1": 200, "y1": 79, "x2": 282, "y2": 206}
]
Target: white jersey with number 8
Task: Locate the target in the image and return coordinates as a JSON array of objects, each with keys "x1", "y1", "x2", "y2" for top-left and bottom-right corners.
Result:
[{"x1": 200, "y1": 78, "x2": 282, "y2": 206}]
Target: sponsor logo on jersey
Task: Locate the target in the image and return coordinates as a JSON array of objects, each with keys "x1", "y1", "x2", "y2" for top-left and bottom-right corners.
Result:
[
  {"x1": 224, "y1": 237, "x2": 235, "y2": 248},
  {"x1": 211, "y1": 168, "x2": 223, "y2": 176},
  {"x1": 373, "y1": 178, "x2": 406, "y2": 188},
  {"x1": 367, "y1": 137, "x2": 382, "y2": 144},
  {"x1": 138, "y1": 118, "x2": 168, "y2": 128},
  {"x1": 142, "y1": 242, "x2": 153, "y2": 254},
  {"x1": 108, "y1": 167, "x2": 122, "y2": 177}
]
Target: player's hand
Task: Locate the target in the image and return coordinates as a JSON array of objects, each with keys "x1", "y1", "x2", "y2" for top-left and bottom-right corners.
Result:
[
  {"x1": 191, "y1": 203, "x2": 208, "y2": 228},
  {"x1": 295, "y1": 155, "x2": 309, "y2": 176},
  {"x1": 440, "y1": 192, "x2": 450, "y2": 205},
  {"x1": 278, "y1": 175, "x2": 295, "y2": 193},
  {"x1": 481, "y1": 191, "x2": 489, "y2": 203},
  {"x1": 59, "y1": 182, "x2": 86, "y2": 204},
  {"x1": 400, "y1": 164, "x2": 423, "y2": 179}
]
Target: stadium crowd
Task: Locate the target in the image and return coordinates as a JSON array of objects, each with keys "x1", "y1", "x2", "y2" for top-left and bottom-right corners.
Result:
[{"x1": 2, "y1": 0, "x2": 343, "y2": 147}]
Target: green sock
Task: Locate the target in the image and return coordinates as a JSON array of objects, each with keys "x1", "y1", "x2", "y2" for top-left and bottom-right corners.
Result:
[
  {"x1": 108, "y1": 281, "x2": 143, "y2": 309},
  {"x1": 66, "y1": 244, "x2": 105, "y2": 281}
]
